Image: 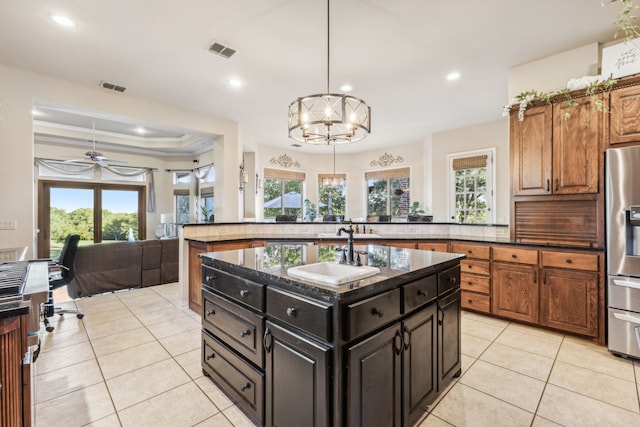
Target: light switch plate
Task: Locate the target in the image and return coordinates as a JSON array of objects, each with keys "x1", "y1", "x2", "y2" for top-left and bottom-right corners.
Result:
[{"x1": 0, "y1": 220, "x2": 17, "y2": 230}]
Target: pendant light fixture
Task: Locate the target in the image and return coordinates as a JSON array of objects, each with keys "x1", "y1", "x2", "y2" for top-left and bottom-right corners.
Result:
[
  {"x1": 322, "y1": 144, "x2": 345, "y2": 189},
  {"x1": 288, "y1": 0, "x2": 371, "y2": 145}
]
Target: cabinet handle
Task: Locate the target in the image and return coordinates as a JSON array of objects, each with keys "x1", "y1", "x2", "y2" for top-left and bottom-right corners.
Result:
[
  {"x1": 546, "y1": 179, "x2": 550, "y2": 192},
  {"x1": 467, "y1": 250, "x2": 473, "y2": 254},
  {"x1": 240, "y1": 329, "x2": 251, "y2": 338},
  {"x1": 371, "y1": 307, "x2": 384, "y2": 317},
  {"x1": 511, "y1": 254, "x2": 517, "y2": 259},
  {"x1": 543, "y1": 271, "x2": 547, "y2": 285},
  {"x1": 205, "y1": 309, "x2": 215, "y2": 317},
  {"x1": 394, "y1": 330, "x2": 403, "y2": 355},
  {"x1": 467, "y1": 281, "x2": 473, "y2": 286},
  {"x1": 241, "y1": 383, "x2": 251, "y2": 392},
  {"x1": 467, "y1": 265, "x2": 473, "y2": 269},
  {"x1": 403, "y1": 326, "x2": 411, "y2": 351},
  {"x1": 263, "y1": 328, "x2": 272, "y2": 353},
  {"x1": 449, "y1": 276, "x2": 457, "y2": 284},
  {"x1": 286, "y1": 307, "x2": 296, "y2": 317},
  {"x1": 534, "y1": 271, "x2": 537, "y2": 283},
  {"x1": 206, "y1": 353, "x2": 215, "y2": 361},
  {"x1": 239, "y1": 289, "x2": 250, "y2": 298},
  {"x1": 437, "y1": 301, "x2": 444, "y2": 325},
  {"x1": 467, "y1": 299, "x2": 473, "y2": 304},
  {"x1": 417, "y1": 290, "x2": 429, "y2": 298},
  {"x1": 555, "y1": 178, "x2": 559, "y2": 192},
  {"x1": 565, "y1": 259, "x2": 573, "y2": 264},
  {"x1": 205, "y1": 276, "x2": 213, "y2": 283}
]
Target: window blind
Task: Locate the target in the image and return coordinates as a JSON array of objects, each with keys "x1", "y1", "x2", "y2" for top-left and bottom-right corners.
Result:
[
  {"x1": 264, "y1": 168, "x2": 305, "y2": 181},
  {"x1": 452, "y1": 155, "x2": 487, "y2": 170},
  {"x1": 364, "y1": 167, "x2": 410, "y2": 181}
]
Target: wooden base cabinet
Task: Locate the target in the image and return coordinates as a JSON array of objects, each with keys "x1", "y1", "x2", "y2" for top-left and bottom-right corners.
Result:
[
  {"x1": 491, "y1": 247, "x2": 539, "y2": 323},
  {"x1": 540, "y1": 268, "x2": 599, "y2": 337},
  {"x1": 0, "y1": 314, "x2": 28, "y2": 427},
  {"x1": 264, "y1": 321, "x2": 330, "y2": 427}
]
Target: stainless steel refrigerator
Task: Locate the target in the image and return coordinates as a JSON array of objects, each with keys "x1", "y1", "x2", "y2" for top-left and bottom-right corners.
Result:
[{"x1": 607, "y1": 145, "x2": 640, "y2": 359}]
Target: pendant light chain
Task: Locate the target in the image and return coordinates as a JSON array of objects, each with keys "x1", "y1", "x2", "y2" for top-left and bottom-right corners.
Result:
[{"x1": 326, "y1": 0, "x2": 330, "y2": 94}]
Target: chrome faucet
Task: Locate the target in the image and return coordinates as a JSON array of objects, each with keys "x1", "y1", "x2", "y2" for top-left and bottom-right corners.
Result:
[{"x1": 337, "y1": 224, "x2": 355, "y2": 264}]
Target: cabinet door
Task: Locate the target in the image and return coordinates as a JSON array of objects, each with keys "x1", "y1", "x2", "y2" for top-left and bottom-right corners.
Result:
[
  {"x1": 552, "y1": 96, "x2": 601, "y2": 194},
  {"x1": 0, "y1": 315, "x2": 27, "y2": 427},
  {"x1": 348, "y1": 324, "x2": 402, "y2": 427},
  {"x1": 403, "y1": 304, "x2": 438, "y2": 426},
  {"x1": 264, "y1": 321, "x2": 330, "y2": 427},
  {"x1": 510, "y1": 105, "x2": 553, "y2": 195},
  {"x1": 438, "y1": 290, "x2": 461, "y2": 390},
  {"x1": 492, "y1": 262, "x2": 539, "y2": 323},
  {"x1": 610, "y1": 85, "x2": 640, "y2": 145},
  {"x1": 540, "y1": 268, "x2": 599, "y2": 337}
]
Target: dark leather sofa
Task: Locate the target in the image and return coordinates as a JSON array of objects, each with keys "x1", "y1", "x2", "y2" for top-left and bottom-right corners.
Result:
[{"x1": 68, "y1": 238, "x2": 179, "y2": 298}]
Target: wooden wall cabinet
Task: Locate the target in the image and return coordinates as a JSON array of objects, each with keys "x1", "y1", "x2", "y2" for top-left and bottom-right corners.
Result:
[
  {"x1": 610, "y1": 84, "x2": 640, "y2": 146},
  {"x1": 511, "y1": 97, "x2": 601, "y2": 196}
]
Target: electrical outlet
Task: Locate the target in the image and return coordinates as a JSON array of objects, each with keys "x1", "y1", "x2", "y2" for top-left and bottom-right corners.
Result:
[{"x1": 0, "y1": 220, "x2": 17, "y2": 230}]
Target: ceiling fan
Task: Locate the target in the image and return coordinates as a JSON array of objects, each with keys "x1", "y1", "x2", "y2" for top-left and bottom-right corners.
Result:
[{"x1": 64, "y1": 120, "x2": 128, "y2": 167}]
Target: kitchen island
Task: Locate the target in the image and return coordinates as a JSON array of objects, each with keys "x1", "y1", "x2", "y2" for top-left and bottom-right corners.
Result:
[{"x1": 200, "y1": 241, "x2": 464, "y2": 427}]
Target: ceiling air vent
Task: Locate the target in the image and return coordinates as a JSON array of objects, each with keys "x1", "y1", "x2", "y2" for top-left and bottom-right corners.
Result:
[
  {"x1": 208, "y1": 41, "x2": 237, "y2": 59},
  {"x1": 100, "y1": 81, "x2": 127, "y2": 92}
]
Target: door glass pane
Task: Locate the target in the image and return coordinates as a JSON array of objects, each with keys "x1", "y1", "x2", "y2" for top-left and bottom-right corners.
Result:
[
  {"x1": 49, "y1": 188, "x2": 94, "y2": 258},
  {"x1": 102, "y1": 189, "x2": 139, "y2": 241}
]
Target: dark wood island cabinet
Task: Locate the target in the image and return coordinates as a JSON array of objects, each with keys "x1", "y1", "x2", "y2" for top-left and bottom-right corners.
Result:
[{"x1": 199, "y1": 242, "x2": 463, "y2": 427}]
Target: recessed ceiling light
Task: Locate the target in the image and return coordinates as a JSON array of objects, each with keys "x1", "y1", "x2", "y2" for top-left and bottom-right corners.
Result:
[
  {"x1": 446, "y1": 71, "x2": 461, "y2": 81},
  {"x1": 340, "y1": 84, "x2": 353, "y2": 92},
  {"x1": 228, "y1": 79, "x2": 242, "y2": 87},
  {"x1": 50, "y1": 14, "x2": 76, "y2": 28},
  {"x1": 32, "y1": 108, "x2": 42, "y2": 116},
  {"x1": 135, "y1": 127, "x2": 147, "y2": 134}
]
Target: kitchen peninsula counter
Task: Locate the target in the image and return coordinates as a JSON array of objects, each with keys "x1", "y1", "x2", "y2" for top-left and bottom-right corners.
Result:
[{"x1": 199, "y1": 242, "x2": 464, "y2": 426}]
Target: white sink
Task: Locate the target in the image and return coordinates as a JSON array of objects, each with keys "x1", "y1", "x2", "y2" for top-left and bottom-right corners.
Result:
[
  {"x1": 287, "y1": 262, "x2": 380, "y2": 286},
  {"x1": 316, "y1": 233, "x2": 381, "y2": 238}
]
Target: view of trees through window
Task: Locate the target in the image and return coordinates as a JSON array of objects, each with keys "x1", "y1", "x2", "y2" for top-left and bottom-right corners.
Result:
[
  {"x1": 454, "y1": 167, "x2": 487, "y2": 223},
  {"x1": 43, "y1": 184, "x2": 143, "y2": 258},
  {"x1": 367, "y1": 177, "x2": 410, "y2": 218},
  {"x1": 318, "y1": 184, "x2": 346, "y2": 219},
  {"x1": 263, "y1": 178, "x2": 303, "y2": 219}
]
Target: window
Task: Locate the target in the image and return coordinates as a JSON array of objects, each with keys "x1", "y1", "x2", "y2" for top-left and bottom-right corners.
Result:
[
  {"x1": 38, "y1": 181, "x2": 146, "y2": 258},
  {"x1": 448, "y1": 148, "x2": 495, "y2": 224},
  {"x1": 174, "y1": 189, "x2": 190, "y2": 225},
  {"x1": 174, "y1": 172, "x2": 192, "y2": 184},
  {"x1": 201, "y1": 187, "x2": 214, "y2": 221},
  {"x1": 365, "y1": 167, "x2": 410, "y2": 219},
  {"x1": 263, "y1": 168, "x2": 305, "y2": 220},
  {"x1": 318, "y1": 173, "x2": 346, "y2": 218}
]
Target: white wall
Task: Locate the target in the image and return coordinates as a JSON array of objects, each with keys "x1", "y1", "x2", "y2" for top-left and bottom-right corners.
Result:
[
  {"x1": 431, "y1": 119, "x2": 510, "y2": 224},
  {"x1": 0, "y1": 64, "x2": 240, "y2": 257}
]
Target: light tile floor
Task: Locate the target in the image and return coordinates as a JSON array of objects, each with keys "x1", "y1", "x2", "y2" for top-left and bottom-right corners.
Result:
[{"x1": 35, "y1": 283, "x2": 640, "y2": 426}]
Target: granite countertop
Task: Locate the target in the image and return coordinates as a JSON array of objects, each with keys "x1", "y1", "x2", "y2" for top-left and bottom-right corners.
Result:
[{"x1": 201, "y1": 242, "x2": 465, "y2": 302}]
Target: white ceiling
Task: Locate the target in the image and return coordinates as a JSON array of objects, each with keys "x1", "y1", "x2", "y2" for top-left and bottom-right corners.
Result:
[{"x1": 0, "y1": 0, "x2": 623, "y2": 155}]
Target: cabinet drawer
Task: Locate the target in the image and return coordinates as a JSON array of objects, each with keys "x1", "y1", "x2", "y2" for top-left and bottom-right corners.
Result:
[
  {"x1": 417, "y1": 242, "x2": 449, "y2": 252},
  {"x1": 202, "y1": 289, "x2": 264, "y2": 367},
  {"x1": 345, "y1": 288, "x2": 401, "y2": 341},
  {"x1": 460, "y1": 274, "x2": 490, "y2": 294},
  {"x1": 438, "y1": 265, "x2": 461, "y2": 295},
  {"x1": 461, "y1": 291, "x2": 490, "y2": 313},
  {"x1": 403, "y1": 274, "x2": 437, "y2": 313},
  {"x1": 267, "y1": 287, "x2": 332, "y2": 341},
  {"x1": 492, "y1": 247, "x2": 538, "y2": 265},
  {"x1": 541, "y1": 251, "x2": 599, "y2": 272},
  {"x1": 202, "y1": 330, "x2": 264, "y2": 425},
  {"x1": 450, "y1": 243, "x2": 490, "y2": 260},
  {"x1": 460, "y1": 259, "x2": 490, "y2": 276},
  {"x1": 202, "y1": 266, "x2": 265, "y2": 311}
]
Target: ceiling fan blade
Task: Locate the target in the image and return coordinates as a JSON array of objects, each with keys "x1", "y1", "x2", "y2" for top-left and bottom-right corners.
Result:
[{"x1": 96, "y1": 159, "x2": 109, "y2": 167}]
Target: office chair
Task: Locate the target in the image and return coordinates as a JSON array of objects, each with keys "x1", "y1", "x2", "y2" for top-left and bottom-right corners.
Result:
[
  {"x1": 322, "y1": 215, "x2": 340, "y2": 222},
  {"x1": 43, "y1": 233, "x2": 84, "y2": 332},
  {"x1": 275, "y1": 214, "x2": 297, "y2": 222}
]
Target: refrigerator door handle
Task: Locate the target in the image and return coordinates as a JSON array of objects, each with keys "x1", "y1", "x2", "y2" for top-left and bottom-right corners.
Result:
[
  {"x1": 613, "y1": 312, "x2": 640, "y2": 325},
  {"x1": 612, "y1": 279, "x2": 640, "y2": 290}
]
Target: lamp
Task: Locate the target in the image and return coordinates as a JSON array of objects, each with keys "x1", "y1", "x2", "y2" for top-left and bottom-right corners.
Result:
[
  {"x1": 322, "y1": 145, "x2": 344, "y2": 189},
  {"x1": 287, "y1": 0, "x2": 371, "y2": 145},
  {"x1": 239, "y1": 160, "x2": 249, "y2": 191}
]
